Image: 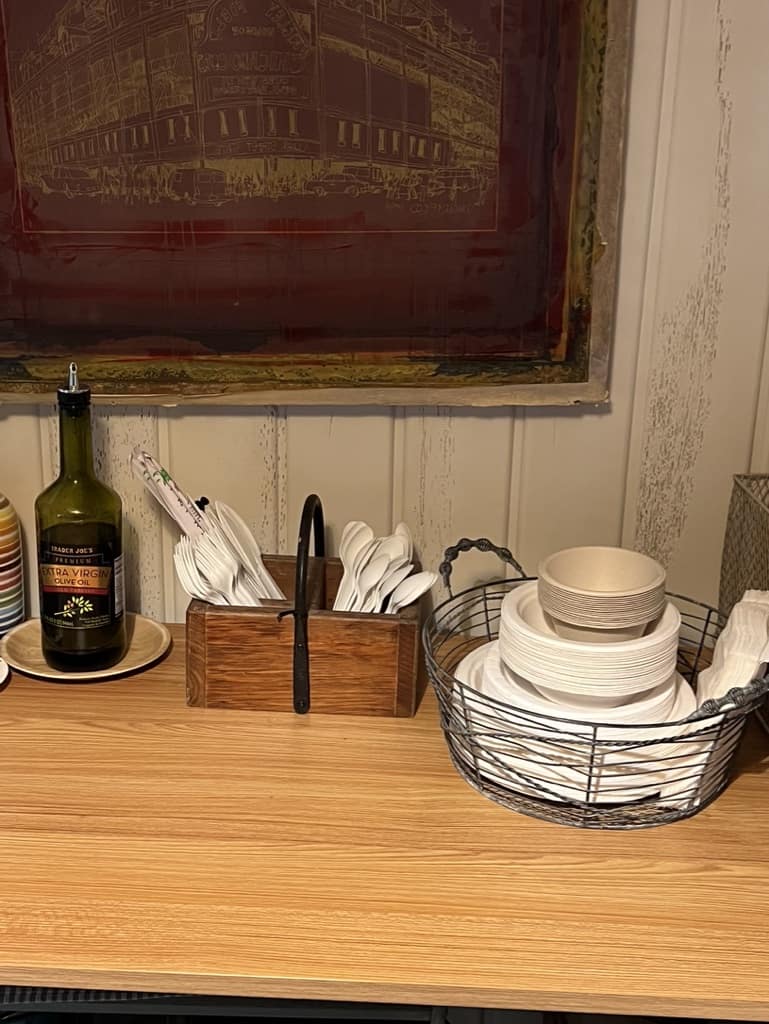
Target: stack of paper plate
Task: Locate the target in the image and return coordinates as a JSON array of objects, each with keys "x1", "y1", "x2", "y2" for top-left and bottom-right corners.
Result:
[
  {"x1": 451, "y1": 640, "x2": 699, "y2": 805},
  {"x1": 498, "y1": 582, "x2": 680, "y2": 708}
]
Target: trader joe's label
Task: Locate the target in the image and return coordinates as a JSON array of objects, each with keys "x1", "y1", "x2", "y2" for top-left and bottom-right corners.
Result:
[{"x1": 39, "y1": 543, "x2": 123, "y2": 630}]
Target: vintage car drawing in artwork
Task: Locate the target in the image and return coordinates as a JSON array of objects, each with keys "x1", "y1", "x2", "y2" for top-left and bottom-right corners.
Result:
[
  {"x1": 169, "y1": 167, "x2": 230, "y2": 204},
  {"x1": 40, "y1": 165, "x2": 102, "y2": 196},
  {"x1": 7, "y1": 0, "x2": 502, "y2": 232}
]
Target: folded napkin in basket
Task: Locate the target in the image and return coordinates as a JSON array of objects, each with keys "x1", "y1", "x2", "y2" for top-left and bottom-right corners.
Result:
[{"x1": 697, "y1": 591, "x2": 769, "y2": 706}]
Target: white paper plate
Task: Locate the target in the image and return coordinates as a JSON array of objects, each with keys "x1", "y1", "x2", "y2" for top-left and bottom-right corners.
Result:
[
  {"x1": 498, "y1": 584, "x2": 680, "y2": 698},
  {"x1": 450, "y1": 641, "x2": 699, "y2": 805},
  {"x1": 502, "y1": 581, "x2": 680, "y2": 655},
  {"x1": 484, "y1": 643, "x2": 678, "y2": 722}
]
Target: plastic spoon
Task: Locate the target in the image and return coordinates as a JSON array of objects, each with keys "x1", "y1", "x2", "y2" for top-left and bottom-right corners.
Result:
[
  {"x1": 346, "y1": 535, "x2": 404, "y2": 602},
  {"x1": 386, "y1": 571, "x2": 439, "y2": 615},
  {"x1": 340, "y1": 520, "x2": 369, "y2": 555},
  {"x1": 372, "y1": 534, "x2": 409, "y2": 563},
  {"x1": 394, "y1": 521, "x2": 414, "y2": 561},
  {"x1": 371, "y1": 562, "x2": 414, "y2": 613},
  {"x1": 333, "y1": 528, "x2": 376, "y2": 606},
  {"x1": 349, "y1": 554, "x2": 391, "y2": 612},
  {"x1": 360, "y1": 556, "x2": 411, "y2": 613},
  {"x1": 339, "y1": 533, "x2": 409, "y2": 611},
  {"x1": 337, "y1": 522, "x2": 372, "y2": 580}
]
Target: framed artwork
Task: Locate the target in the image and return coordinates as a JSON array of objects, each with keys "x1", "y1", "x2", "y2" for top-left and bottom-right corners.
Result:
[{"x1": 0, "y1": 0, "x2": 631, "y2": 404}]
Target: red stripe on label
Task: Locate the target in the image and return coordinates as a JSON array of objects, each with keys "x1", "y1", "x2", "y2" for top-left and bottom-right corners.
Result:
[{"x1": 42, "y1": 587, "x2": 109, "y2": 596}]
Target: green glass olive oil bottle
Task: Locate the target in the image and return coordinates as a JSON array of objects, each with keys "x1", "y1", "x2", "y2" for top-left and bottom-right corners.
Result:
[{"x1": 35, "y1": 364, "x2": 127, "y2": 672}]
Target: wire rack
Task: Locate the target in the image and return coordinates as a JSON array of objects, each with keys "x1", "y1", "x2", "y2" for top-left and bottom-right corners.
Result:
[
  {"x1": 719, "y1": 474, "x2": 769, "y2": 618},
  {"x1": 423, "y1": 539, "x2": 769, "y2": 829}
]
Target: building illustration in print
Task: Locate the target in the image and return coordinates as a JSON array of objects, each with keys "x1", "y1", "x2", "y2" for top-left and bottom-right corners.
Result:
[{"x1": 7, "y1": 0, "x2": 502, "y2": 231}]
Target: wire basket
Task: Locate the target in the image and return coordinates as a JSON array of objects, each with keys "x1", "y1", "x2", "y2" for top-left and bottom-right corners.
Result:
[
  {"x1": 423, "y1": 539, "x2": 769, "y2": 830},
  {"x1": 719, "y1": 474, "x2": 769, "y2": 618}
]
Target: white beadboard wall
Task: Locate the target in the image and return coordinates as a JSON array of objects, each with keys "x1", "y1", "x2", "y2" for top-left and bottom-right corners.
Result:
[{"x1": 3, "y1": 0, "x2": 767, "y2": 623}]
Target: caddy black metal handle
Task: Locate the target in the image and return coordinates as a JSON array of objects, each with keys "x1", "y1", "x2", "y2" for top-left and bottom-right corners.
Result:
[
  {"x1": 287, "y1": 493, "x2": 325, "y2": 714},
  {"x1": 439, "y1": 538, "x2": 527, "y2": 597}
]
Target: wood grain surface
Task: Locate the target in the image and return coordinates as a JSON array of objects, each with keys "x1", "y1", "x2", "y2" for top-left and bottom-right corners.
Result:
[{"x1": 0, "y1": 624, "x2": 768, "y2": 1017}]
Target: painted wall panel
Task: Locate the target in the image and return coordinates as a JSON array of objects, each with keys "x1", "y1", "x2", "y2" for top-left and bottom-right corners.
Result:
[
  {"x1": 399, "y1": 408, "x2": 516, "y2": 593},
  {"x1": 1, "y1": 1, "x2": 767, "y2": 623},
  {"x1": 284, "y1": 408, "x2": 395, "y2": 553},
  {"x1": 628, "y1": 0, "x2": 769, "y2": 602}
]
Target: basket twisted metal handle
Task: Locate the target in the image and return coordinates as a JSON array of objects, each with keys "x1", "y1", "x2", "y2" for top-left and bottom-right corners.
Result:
[
  {"x1": 686, "y1": 673, "x2": 769, "y2": 721},
  {"x1": 439, "y1": 538, "x2": 527, "y2": 597},
  {"x1": 438, "y1": 540, "x2": 769, "y2": 722}
]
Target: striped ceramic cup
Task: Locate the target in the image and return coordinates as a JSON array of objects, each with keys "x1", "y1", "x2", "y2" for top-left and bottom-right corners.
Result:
[{"x1": 0, "y1": 494, "x2": 24, "y2": 635}]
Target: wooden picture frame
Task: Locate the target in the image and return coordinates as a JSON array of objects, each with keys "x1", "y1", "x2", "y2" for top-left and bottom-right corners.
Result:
[{"x1": 0, "y1": 0, "x2": 632, "y2": 405}]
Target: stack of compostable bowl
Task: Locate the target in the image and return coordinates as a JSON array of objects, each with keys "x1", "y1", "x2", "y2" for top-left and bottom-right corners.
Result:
[{"x1": 537, "y1": 546, "x2": 666, "y2": 643}]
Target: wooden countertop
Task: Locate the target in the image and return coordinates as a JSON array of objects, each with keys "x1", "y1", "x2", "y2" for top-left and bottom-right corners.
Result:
[{"x1": 0, "y1": 626, "x2": 768, "y2": 1019}]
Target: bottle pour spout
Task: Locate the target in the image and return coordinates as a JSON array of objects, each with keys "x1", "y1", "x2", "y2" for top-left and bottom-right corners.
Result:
[{"x1": 57, "y1": 360, "x2": 90, "y2": 407}]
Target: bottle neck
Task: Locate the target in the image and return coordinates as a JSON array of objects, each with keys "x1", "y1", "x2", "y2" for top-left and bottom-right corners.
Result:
[{"x1": 59, "y1": 405, "x2": 94, "y2": 479}]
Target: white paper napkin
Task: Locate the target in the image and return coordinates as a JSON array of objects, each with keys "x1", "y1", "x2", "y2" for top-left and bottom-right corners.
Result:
[{"x1": 697, "y1": 592, "x2": 769, "y2": 705}]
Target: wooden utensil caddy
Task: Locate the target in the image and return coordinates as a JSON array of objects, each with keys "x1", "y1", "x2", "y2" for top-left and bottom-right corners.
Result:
[{"x1": 186, "y1": 495, "x2": 422, "y2": 716}]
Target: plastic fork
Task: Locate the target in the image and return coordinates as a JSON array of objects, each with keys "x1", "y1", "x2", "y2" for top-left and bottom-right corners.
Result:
[
  {"x1": 201, "y1": 516, "x2": 268, "y2": 601},
  {"x1": 193, "y1": 534, "x2": 261, "y2": 606},
  {"x1": 174, "y1": 538, "x2": 227, "y2": 605}
]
